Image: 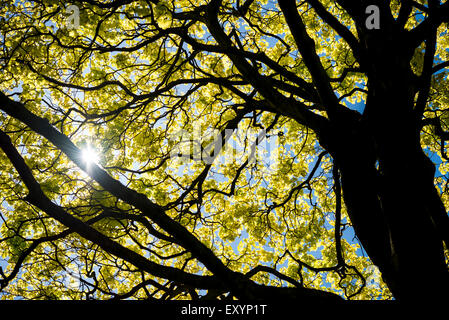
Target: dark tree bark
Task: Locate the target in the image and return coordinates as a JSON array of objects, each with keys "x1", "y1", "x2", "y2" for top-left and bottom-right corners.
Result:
[{"x1": 317, "y1": 9, "x2": 449, "y2": 300}]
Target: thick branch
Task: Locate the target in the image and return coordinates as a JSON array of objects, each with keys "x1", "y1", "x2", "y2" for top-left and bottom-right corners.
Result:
[
  {"x1": 0, "y1": 91, "x2": 235, "y2": 286},
  {"x1": 0, "y1": 92, "x2": 343, "y2": 301},
  {"x1": 278, "y1": 0, "x2": 341, "y2": 119},
  {"x1": 397, "y1": 0, "x2": 413, "y2": 28},
  {"x1": 203, "y1": 5, "x2": 330, "y2": 133},
  {"x1": 306, "y1": 0, "x2": 361, "y2": 62},
  {"x1": 432, "y1": 61, "x2": 449, "y2": 74},
  {"x1": 0, "y1": 128, "x2": 220, "y2": 289},
  {"x1": 415, "y1": 27, "x2": 437, "y2": 117},
  {"x1": 407, "y1": 2, "x2": 449, "y2": 49}
]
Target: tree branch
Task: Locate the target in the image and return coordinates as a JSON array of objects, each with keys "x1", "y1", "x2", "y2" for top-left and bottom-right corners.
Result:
[
  {"x1": 415, "y1": 11, "x2": 438, "y2": 117},
  {"x1": 407, "y1": 1, "x2": 449, "y2": 49},
  {"x1": 397, "y1": 1, "x2": 413, "y2": 28},
  {"x1": 278, "y1": 0, "x2": 340, "y2": 119},
  {"x1": 277, "y1": 0, "x2": 360, "y2": 127},
  {"x1": 0, "y1": 128, "x2": 221, "y2": 290},
  {"x1": 332, "y1": 163, "x2": 344, "y2": 267},
  {"x1": 245, "y1": 265, "x2": 302, "y2": 288},
  {"x1": 203, "y1": 5, "x2": 330, "y2": 134},
  {"x1": 0, "y1": 91, "x2": 237, "y2": 289},
  {"x1": 306, "y1": 0, "x2": 361, "y2": 62},
  {"x1": 432, "y1": 61, "x2": 449, "y2": 74},
  {"x1": 0, "y1": 91, "x2": 343, "y2": 301}
]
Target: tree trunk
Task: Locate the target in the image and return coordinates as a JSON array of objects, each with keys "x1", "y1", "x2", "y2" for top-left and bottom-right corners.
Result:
[
  {"x1": 325, "y1": 43, "x2": 449, "y2": 300},
  {"x1": 377, "y1": 142, "x2": 448, "y2": 300}
]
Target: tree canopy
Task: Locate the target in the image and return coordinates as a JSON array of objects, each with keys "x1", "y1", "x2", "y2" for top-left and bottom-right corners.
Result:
[{"x1": 0, "y1": 0, "x2": 448, "y2": 301}]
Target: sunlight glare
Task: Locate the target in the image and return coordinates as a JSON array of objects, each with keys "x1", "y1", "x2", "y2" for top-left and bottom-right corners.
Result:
[{"x1": 81, "y1": 144, "x2": 99, "y2": 168}]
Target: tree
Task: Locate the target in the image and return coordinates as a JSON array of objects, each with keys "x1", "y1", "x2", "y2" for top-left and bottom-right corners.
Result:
[{"x1": 0, "y1": 0, "x2": 448, "y2": 301}]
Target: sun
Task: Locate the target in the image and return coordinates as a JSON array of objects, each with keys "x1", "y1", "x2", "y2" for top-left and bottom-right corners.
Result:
[{"x1": 81, "y1": 144, "x2": 99, "y2": 168}]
